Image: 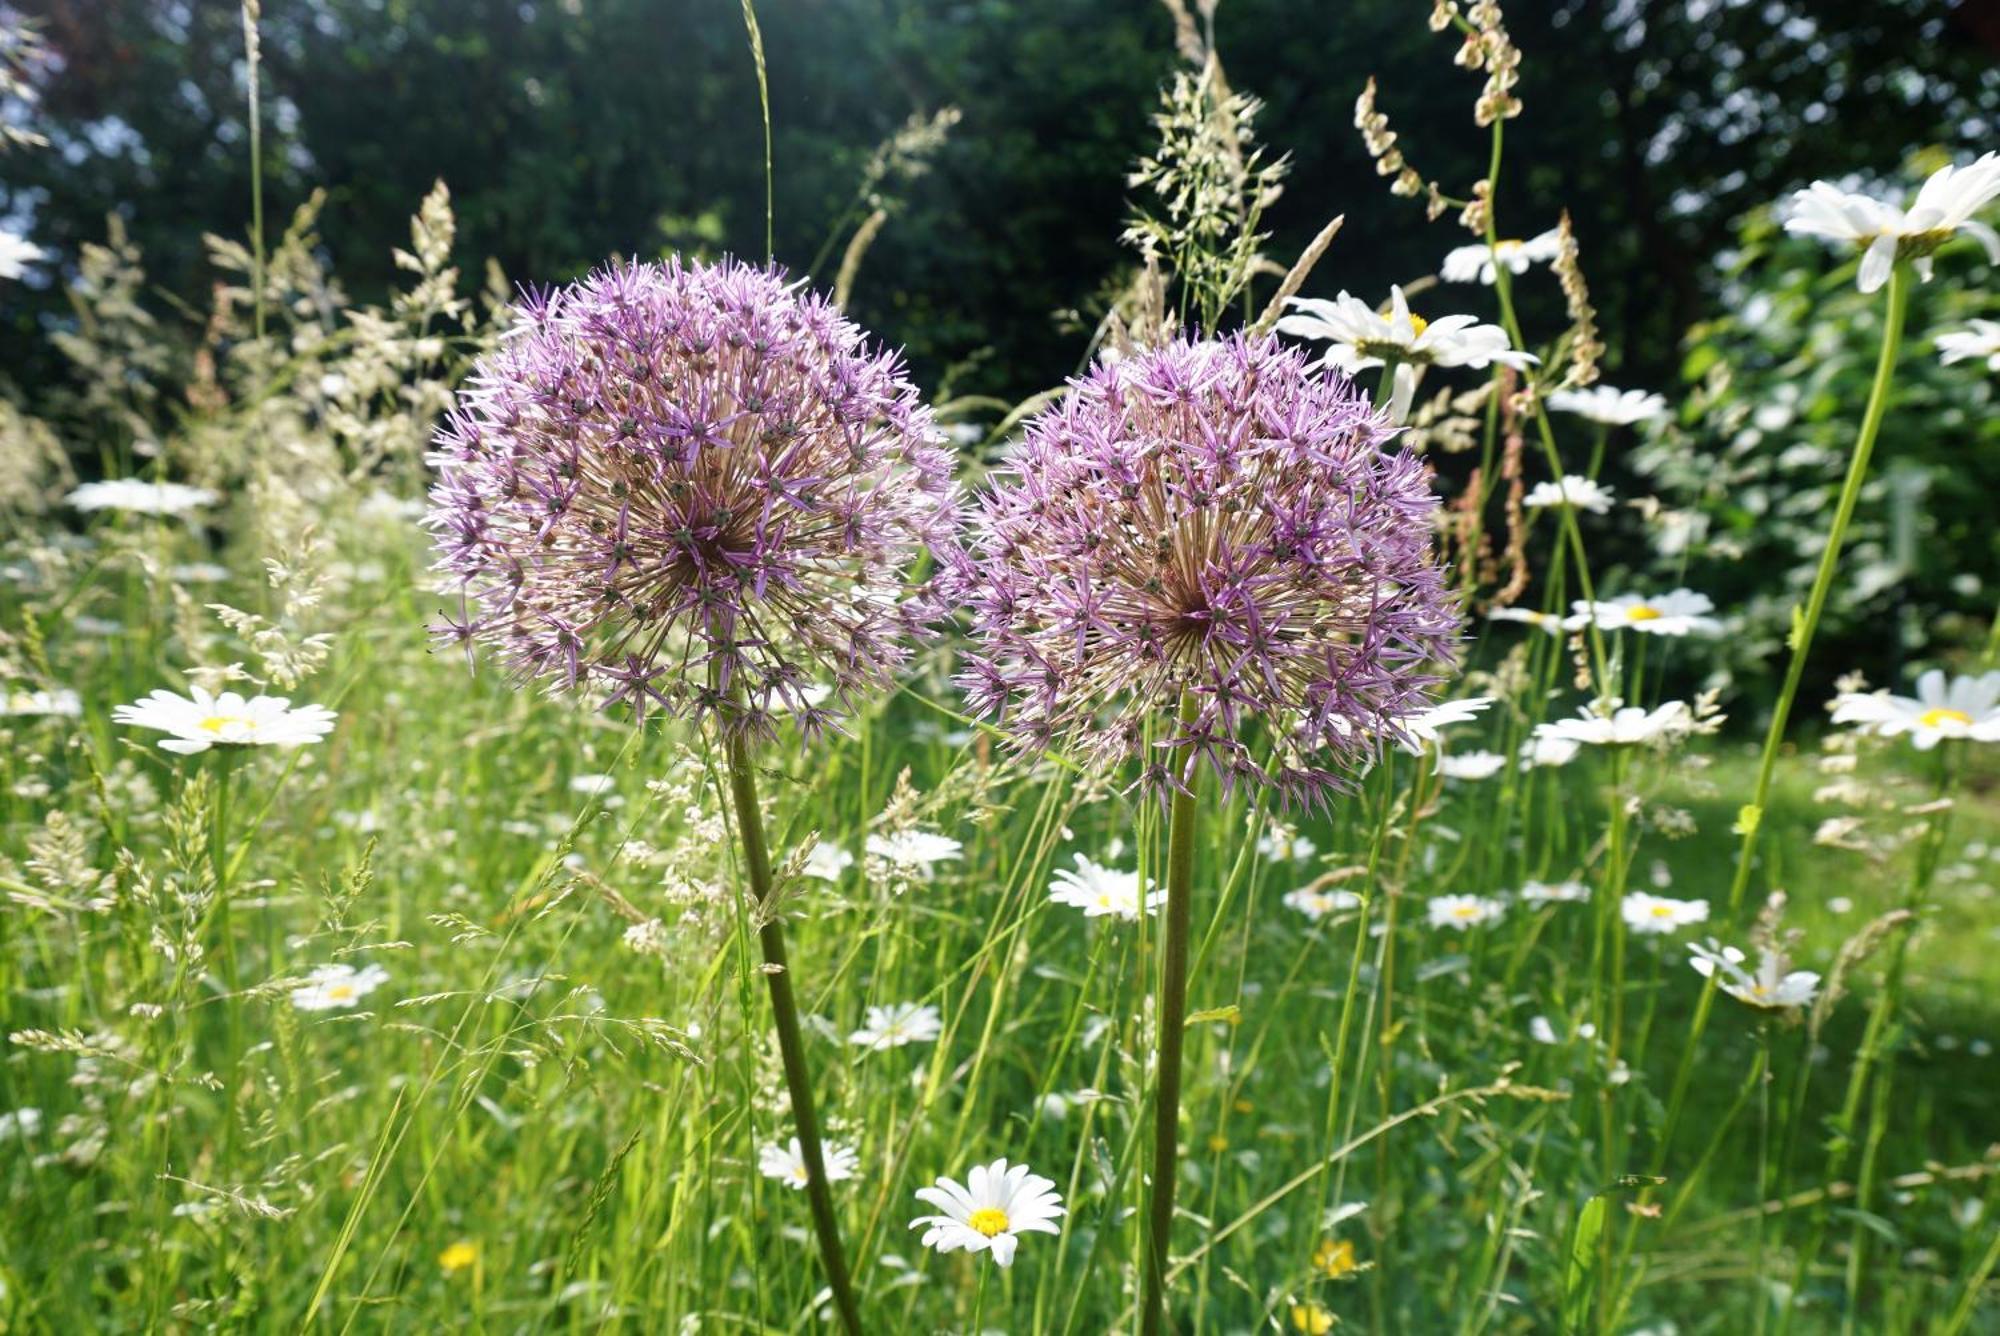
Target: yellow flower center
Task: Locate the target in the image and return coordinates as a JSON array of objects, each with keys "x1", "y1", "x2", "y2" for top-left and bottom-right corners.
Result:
[
  {"x1": 1494, "y1": 238, "x2": 1523, "y2": 254},
  {"x1": 438, "y1": 1241, "x2": 477, "y2": 1272},
  {"x1": 791, "y1": 1164, "x2": 810, "y2": 1183},
  {"x1": 1451, "y1": 904, "x2": 1481, "y2": 919},
  {"x1": 1097, "y1": 894, "x2": 1114, "y2": 908},
  {"x1": 1747, "y1": 983, "x2": 1771, "y2": 998},
  {"x1": 1406, "y1": 312, "x2": 1430, "y2": 338},
  {"x1": 198, "y1": 714, "x2": 251, "y2": 733},
  {"x1": 1919, "y1": 707, "x2": 1972, "y2": 729},
  {"x1": 326, "y1": 984, "x2": 355, "y2": 1001},
  {"x1": 1650, "y1": 904, "x2": 1675, "y2": 919},
  {"x1": 1625, "y1": 605, "x2": 1663, "y2": 622},
  {"x1": 967, "y1": 1207, "x2": 1010, "y2": 1238}
]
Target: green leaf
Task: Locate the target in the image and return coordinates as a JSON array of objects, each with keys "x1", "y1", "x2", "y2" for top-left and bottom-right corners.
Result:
[{"x1": 1562, "y1": 1195, "x2": 1608, "y2": 1333}]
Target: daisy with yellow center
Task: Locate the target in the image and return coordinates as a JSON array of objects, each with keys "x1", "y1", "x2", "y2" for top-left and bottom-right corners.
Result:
[
  {"x1": 114, "y1": 684, "x2": 338, "y2": 755},
  {"x1": 1440, "y1": 226, "x2": 1563, "y2": 284},
  {"x1": 1689, "y1": 940, "x2": 1820, "y2": 1011},
  {"x1": 1830, "y1": 669, "x2": 2000, "y2": 750},
  {"x1": 1573, "y1": 589, "x2": 1721, "y2": 637},
  {"x1": 759, "y1": 1137, "x2": 859, "y2": 1191},
  {"x1": 1047, "y1": 853, "x2": 1163, "y2": 922},
  {"x1": 911, "y1": 1157, "x2": 1065, "y2": 1268},
  {"x1": 1620, "y1": 892, "x2": 1710, "y2": 936},
  {"x1": 1426, "y1": 894, "x2": 1505, "y2": 931},
  {"x1": 290, "y1": 962, "x2": 391, "y2": 1012},
  {"x1": 1276, "y1": 285, "x2": 1536, "y2": 421}
]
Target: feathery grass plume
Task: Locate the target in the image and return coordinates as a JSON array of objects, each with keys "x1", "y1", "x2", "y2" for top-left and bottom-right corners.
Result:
[
  {"x1": 954, "y1": 331, "x2": 1458, "y2": 1334},
  {"x1": 426, "y1": 256, "x2": 960, "y2": 741},
  {"x1": 1125, "y1": 49, "x2": 1290, "y2": 332}
]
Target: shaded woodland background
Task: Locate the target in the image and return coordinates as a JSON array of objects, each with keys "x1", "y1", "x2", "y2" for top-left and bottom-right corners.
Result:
[{"x1": 7, "y1": 0, "x2": 1998, "y2": 404}]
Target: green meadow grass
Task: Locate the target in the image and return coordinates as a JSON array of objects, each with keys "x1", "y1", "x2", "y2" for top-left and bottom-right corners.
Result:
[{"x1": 3, "y1": 509, "x2": 1995, "y2": 1333}]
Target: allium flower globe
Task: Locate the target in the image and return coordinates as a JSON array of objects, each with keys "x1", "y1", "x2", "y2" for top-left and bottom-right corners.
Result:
[
  {"x1": 953, "y1": 335, "x2": 1461, "y2": 806},
  {"x1": 426, "y1": 258, "x2": 960, "y2": 737}
]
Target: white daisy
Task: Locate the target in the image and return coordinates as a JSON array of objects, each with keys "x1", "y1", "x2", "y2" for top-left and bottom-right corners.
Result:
[
  {"x1": 0, "y1": 1107, "x2": 43, "y2": 1140},
  {"x1": 1519, "y1": 734, "x2": 1582, "y2": 768},
  {"x1": 1620, "y1": 893, "x2": 1710, "y2": 936},
  {"x1": 1522, "y1": 475, "x2": 1616, "y2": 515},
  {"x1": 1528, "y1": 1015, "x2": 1596, "y2": 1045},
  {"x1": 1572, "y1": 589, "x2": 1721, "y2": 636},
  {"x1": 3, "y1": 687, "x2": 81, "y2": 718},
  {"x1": 1395, "y1": 695, "x2": 1495, "y2": 755},
  {"x1": 1546, "y1": 386, "x2": 1670, "y2": 426},
  {"x1": 1439, "y1": 228, "x2": 1563, "y2": 284},
  {"x1": 1937, "y1": 320, "x2": 2000, "y2": 372},
  {"x1": 1520, "y1": 879, "x2": 1589, "y2": 905},
  {"x1": 758, "y1": 1136, "x2": 859, "y2": 1190},
  {"x1": 849, "y1": 1002, "x2": 943, "y2": 1052},
  {"x1": 1282, "y1": 886, "x2": 1362, "y2": 920},
  {"x1": 1688, "y1": 940, "x2": 1820, "y2": 1011},
  {"x1": 1436, "y1": 750, "x2": 1507, "y2": 781},
  {"x1": 1257, "y1": 827, "x2": 1317, "y2": 862},
  {"x1": 0, "y1": 228, "x2": 44, "y2": 280},
  {"x1": 1427, "y1": 894, "x2": 1505, "y2": 930},
  {"x1": 866, "y1": 829, "x2": 963, "y2": 873},
  {"x1": 1534, "y1": 702, "x2": 1695, "y2": 749},
  {"x1": 65, "y1": 479, "x2": 221, "y2": 518},
  {"x1": 1829, "y1": 669, "x2": 2000, "y2": 750},
  {"x1": 290, "y1": 962, "x2": 390, "y2": 1011},
  {"x1": 1784, "y1": 154, "x2": 2000, "y2": 293},
  {"x1": 802, "y1": 840, "x2": 854, "y2": 882},
  {"x1": 1047, "y1": 854, "x2": 1163, "y2": 921},
  {"x1": 113, "y1": 685, "x2": 338, "y2": 755},
  {"x1": 911, "y1": 1157, "x2": 1065, "y2": 1268},
  {"x1": 1276, "y1": 286, "x2": 1537, "y2": 419},
  {"x1": 1487, "y1": 607, "x2": 1578, "y2": 637}
]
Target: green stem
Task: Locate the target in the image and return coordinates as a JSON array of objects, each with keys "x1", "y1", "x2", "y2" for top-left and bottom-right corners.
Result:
[
  {"x1": 1724, "y1": 263, "x2": 1910, "y2": 914},
  {"x1": 1653, "y1": 261, "x2": 1910, "y2": 1196},
  {"x1": 722, "y1": 728, "x2": 861, "y2": 1335},
  {"x1": 738, "y1": 0, "x2": 774, "y2": 264},
  {"x1": 1142, "y1": 695, "x2": 1202, "y2": 1336}
]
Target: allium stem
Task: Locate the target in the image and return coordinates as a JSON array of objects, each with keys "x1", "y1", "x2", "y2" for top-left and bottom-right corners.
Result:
[
  {"x1": 722, "y1": 729, "x2": 862, "y2": 1336},
  {"x1": 1144, "y1": 695, "x2": 1202, "y2": 1336}
]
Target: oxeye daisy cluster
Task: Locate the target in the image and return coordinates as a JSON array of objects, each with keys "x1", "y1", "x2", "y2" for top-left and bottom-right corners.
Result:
[
  {"x1": 952, "y1": 334, "x2": 1462, "y2": 807},
  {"x1": 425, "y1": 257, "x2": 961, "y2": 738}
]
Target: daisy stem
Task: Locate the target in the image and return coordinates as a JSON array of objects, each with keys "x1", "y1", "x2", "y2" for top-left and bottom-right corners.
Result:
[
  {"x1": 1653, "y1": 259, "x2": 1909, "y2": 1210},
  {"x1": 1724, "y1": 262, "x2": 1909, "y2": 915},
  {"x1": 721, "y1": 727, "x2": 862, "y2": 1336},
  {"x1": 1142, "y1": 692, "x2": 1202, "y2": 1336}
]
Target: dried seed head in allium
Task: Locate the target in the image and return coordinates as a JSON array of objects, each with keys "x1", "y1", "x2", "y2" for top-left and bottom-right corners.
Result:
[
  {"x1": 953, "y1": 335, "x2": 1460, "y2": 806},
  {"x1": 426, "y1": 258, "x2": 961, "y2": 737}
]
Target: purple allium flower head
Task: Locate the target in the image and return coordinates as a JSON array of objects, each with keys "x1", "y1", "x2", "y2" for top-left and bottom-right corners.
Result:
[
  {"x1": 425, "y1": 257, "x2": 961, "y2": 738},
  {"x1": 951, "y1": 334, "x2": 1461, "y2": 807}
]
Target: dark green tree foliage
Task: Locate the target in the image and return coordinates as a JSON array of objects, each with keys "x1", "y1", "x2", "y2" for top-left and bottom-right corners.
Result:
[{"x1": 4, "y1": 0, "x2": 1996, "y2": 406}]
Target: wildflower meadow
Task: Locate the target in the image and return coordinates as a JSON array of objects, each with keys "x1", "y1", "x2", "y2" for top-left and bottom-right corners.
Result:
[{"x1": 4, "y1": 1, "x2": 2000, "y2": 1331}]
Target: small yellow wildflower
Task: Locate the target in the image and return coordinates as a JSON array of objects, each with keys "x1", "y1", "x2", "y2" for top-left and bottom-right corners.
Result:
[
  {"x1": 438, "y1": 1241, "x2": 478, "y2": 1273},
  {"x1": 1313, "y1": 1237, "x2": 1359, "y2": 1278},
  {"x1": 1291, "y1": 1300, "x2": 1336, "y2": 1333}
]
